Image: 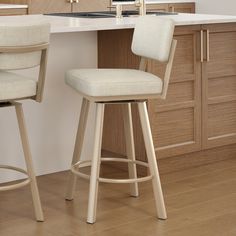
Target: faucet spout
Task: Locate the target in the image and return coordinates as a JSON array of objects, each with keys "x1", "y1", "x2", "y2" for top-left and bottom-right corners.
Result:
[{"x1": 135, "y1": 0, "x2": 146, "y2": 16}]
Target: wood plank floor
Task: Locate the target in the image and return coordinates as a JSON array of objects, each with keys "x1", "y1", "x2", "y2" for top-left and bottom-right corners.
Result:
[{"x1": 0, "y1": 157, "x2": 236, "y2": 236}]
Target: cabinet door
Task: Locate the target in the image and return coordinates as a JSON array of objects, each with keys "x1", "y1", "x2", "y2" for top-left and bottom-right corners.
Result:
[
  {"x1": 147, "y1": 26, "x2": 202, "y2": 158},
  {"x1": 202, "y1": 23, "x2": 236, "y2": 149},
  {"x1": 169, "y1": 3, "x2": 195, "y2": 13},
  {"x1": 0, "y1": 8, "x2": 27, "y2": 15},
  {"x1": 72, "y1": 0, "x2": 110, "y2": 12},
  {"x1": 29, "y1": 0, "x2": 72, "y2": 14}
]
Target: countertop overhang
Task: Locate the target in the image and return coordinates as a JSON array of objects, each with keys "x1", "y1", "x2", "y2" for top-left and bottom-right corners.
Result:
[{"x1": 0, "y1": 13, "x2": 236, "y2": 33}]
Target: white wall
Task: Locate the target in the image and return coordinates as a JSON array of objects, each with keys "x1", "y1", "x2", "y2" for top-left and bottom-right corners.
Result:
[{"x1": 196, "y1": 0, "x2": 236, "y2": 15}]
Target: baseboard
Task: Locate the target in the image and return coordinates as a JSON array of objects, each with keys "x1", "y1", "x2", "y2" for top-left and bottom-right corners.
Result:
[{"x1": 102, "y1": 143, "x2": 236, "y2": 175}]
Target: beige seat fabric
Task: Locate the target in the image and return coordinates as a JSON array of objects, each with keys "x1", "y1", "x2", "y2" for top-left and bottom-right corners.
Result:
[
  {"x1": 66, "y1": 69, "x2": 163, "y2": 97},
  {"x1": 0, "y1": 71, "x2": 36, "y2": 101}
]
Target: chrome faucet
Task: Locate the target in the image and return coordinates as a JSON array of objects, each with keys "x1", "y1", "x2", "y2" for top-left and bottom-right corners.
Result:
[
  {"x1": 114, "y1": 0, "x2": 146, "y2": 18},
  {"x1": 135, "y1": 0, "x2": 146, "y2": 16}
]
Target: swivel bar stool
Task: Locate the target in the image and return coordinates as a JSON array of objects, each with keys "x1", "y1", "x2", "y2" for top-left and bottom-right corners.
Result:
[
  {"x1": 65, "y1": 16, "x2": 177, "y2": 224},
  {"x1": 0, "y1": 22, "x2": 50, "y2": 221}
]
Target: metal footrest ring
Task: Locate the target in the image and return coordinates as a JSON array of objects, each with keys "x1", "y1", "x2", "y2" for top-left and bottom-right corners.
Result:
[
  {"x1": 0, "y1": 165, "x2": 30, "y2": 191},
  {"x1": 71, "y1": 157, "x2": 153, "y2": 184}
]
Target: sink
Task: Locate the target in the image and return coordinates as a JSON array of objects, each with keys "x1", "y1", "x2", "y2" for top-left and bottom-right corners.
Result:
[
  {"x1": 45, "y1": 11, "x2": 178, "y2": 19},
  {"x1": 45, "y1": 12, "x2": 116, "y2": 18}
]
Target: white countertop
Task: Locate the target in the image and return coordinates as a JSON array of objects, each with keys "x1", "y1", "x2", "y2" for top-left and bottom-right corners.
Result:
[
  {"x1": 0, "y1": 13, "x2": 236, "y2": 33},
  {"x1": 0, "y1": 4, "x2": 28, "y2": 9}
]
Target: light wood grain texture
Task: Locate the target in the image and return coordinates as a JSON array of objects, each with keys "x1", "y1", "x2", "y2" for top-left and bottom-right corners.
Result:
[
  {"x1": 99, "y1": 23, "x2": 236, "y2": 161},
  {"x1": 110, "y1": 2, "x2": 195, "y2": 13},
  {"x1": 0, "y1": 0, "x2": 27, "y2": 4},
  {"x1": 0, "y1": 157, "x2": 235, "y2": 235},
  {"x1": 72, "y1": 0, "x2": 111, "y2": 12},
  {"x1": 202, "y1": 23, "x2": 236, "y2": 149},
  {"x1": 105, "y1": 142, "x2": 236, "y2": 177},
  {"x1": 0, "y1": 8, "x2": 27, "y2": 15},
  {"x1": 99, "y1": 26, "x2": 202, "y2": 159},
  {"x1": 0, "y1": 0, "x2": 195, "y2": 14},
  {"x1": 28, "y1": 0, "x2": 71, "y2": 14},
  {"x1": 169, "y1": 3, "x2": 195, "y2": 13}
]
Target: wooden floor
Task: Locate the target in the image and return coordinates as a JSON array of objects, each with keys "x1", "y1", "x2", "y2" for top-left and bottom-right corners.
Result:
[{"x1": 0, "y1": 157, "x2": 236, "y2": 236}]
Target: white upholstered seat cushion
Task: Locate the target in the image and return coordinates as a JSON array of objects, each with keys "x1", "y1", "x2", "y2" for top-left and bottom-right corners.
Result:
[
  {"x1": 65, "y1": 69, "x2": 163, "y2": 98},
  {"x1": 0, "y1": 71, "x2": 37, "y2": 101}
]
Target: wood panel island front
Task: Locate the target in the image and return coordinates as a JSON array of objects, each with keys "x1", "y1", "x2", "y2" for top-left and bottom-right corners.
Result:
[
  {"x1": 101, "y1": 22, "x2": 236, "y2": 167},
  {"x1": 0, "y1": 13, "x2": 236, "y2": 182}
]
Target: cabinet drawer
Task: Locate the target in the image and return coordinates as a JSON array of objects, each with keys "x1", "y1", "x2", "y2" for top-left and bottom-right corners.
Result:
[
  {"x1": 0, "y1": 8, "x2": 27, "y2": 15},
  {"x1": 29, "y1": 0, "x2": 71, "y2": 14},
  {"x1": 169, "y1": 3, "x2": 195, "y2": 13},
  {"x1": 72, "y1": 0, "x2": 110, "y2": 12}
]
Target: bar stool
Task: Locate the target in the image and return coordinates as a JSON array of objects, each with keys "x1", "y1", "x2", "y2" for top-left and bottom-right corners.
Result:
[
  {"x1": 65, "y1": 16, "x2": 177, "y2": 224},
  {"x1": 0, "y1": 22, "x2": 50, "y2": 221}
]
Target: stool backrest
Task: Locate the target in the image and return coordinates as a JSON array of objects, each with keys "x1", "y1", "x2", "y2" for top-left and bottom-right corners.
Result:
[
  {"x1": 0, "y1": 22, "x2": 50, "y2": 70},
  {"x1": 131, "y1": 16, "x2": 175, "y2": 62},
  {"x1": 0, "y1": 22, "x2": 50, "y2": 102},
  {"x1": 131, "y1": 16, "x2": 177, "y2": 99}
]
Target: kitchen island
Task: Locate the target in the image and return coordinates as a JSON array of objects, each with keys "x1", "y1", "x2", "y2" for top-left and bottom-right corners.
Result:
[{"x1": 0, "y1": 13, "x2": 236, "y2": 182}]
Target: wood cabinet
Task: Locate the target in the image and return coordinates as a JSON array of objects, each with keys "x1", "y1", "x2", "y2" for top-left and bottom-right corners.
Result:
[
  {"x1": 0, "y1": 7, "x2": 27, "y2": 15},
  {"x1": 169, "y1": 3, "x2": 195, "y2": 13},
  {"x1": 28, "y1": 0, "x2": 111, "y2": 14},
  {"x1": 99, "y1": 23, "x2": 236, "y2": 160},
  {"x1": 72, "y1": 0, "x2": 110, "y2": 12},
  {"x1": 99, "y1": 26, "x2": 201, "y2": 159},
  {"x1": 146, "y1": 3, "x2": 169, "y2": 12},
  {"x1": 28, "y1": 0, "x2": 71, "y2": 14},
  {"x1": 147, "y1": 26, "x2": 201, "y2": 158},
  {"x1": 201, "y1": 23, "x2": 236, "y2": 149},
  {"x1": 0, "y1": 0, "x2": 195, "y2": 14},
  {"x1": 0, "y1": 0, "x2": 111, "y2": 14},
  {"x1": 120, "y1": 2, "x2": 195, "y2": 13}
]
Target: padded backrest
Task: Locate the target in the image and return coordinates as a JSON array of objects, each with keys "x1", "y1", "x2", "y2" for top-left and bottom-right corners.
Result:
[
  {"x1": 131, "y1": 16, "x2": 175, "y2": 62},
  {"x1": 0, "y1": 22, "x2": 50, "y2": 70}
]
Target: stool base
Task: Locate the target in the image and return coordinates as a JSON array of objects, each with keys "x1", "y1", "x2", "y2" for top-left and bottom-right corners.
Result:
[{"x1": 66, "y1": 99, "x2": 167, "y2": 224}]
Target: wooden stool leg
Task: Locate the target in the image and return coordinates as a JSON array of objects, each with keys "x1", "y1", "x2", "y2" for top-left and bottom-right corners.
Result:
[
  {"x1": 122, "y1": 103, "x2": 139, "y2": 197},
  {"x1": 87, "y1": 103, "x2": 105, "y2": 224},
  {"x1": 65, "y1": 98, "x2": 90, "y2": 200},
  {"x1": 15, "y1": 103, "x2": 44, "y2": 222},
  {"x1": 137, "y1": 101, "x2": 167, "y2": 220}
]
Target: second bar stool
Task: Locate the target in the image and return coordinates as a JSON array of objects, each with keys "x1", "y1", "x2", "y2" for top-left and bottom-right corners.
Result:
[
  {"x1": 0, "y1": 22, "x2": 50, "y2": 221},
  {"x1": 65, "y1": 16, "x2": 177, "y2": 224}
]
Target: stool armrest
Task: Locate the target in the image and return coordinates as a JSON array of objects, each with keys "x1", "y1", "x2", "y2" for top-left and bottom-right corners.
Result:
[
  {"x1": 0, "y1": 43, "x2": 49, "y2": 53},
  {"x1": 35, "y1": 47, "x2": 49, "y2": 102},
  {"x1": 161, "y1": 39, "x2": 177, "y2": 99},
  {"x1": 139, "y1": 57, "x2": 148, "y2": 71}
]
